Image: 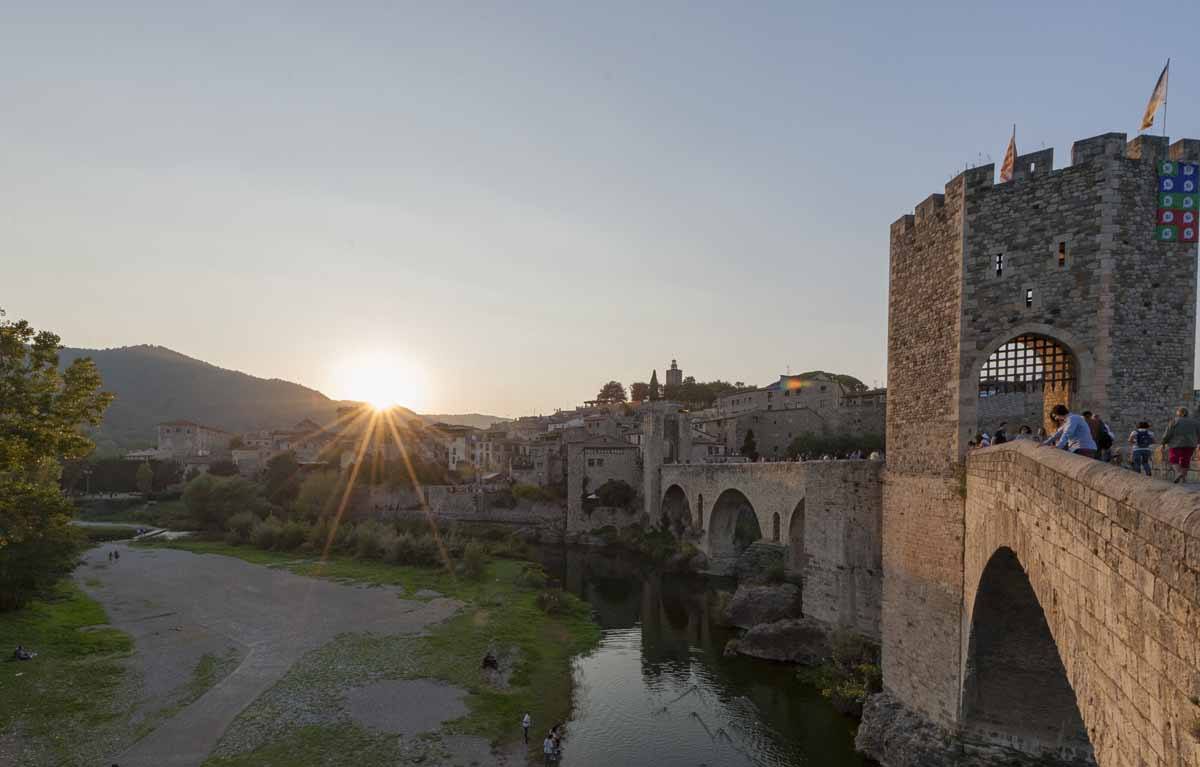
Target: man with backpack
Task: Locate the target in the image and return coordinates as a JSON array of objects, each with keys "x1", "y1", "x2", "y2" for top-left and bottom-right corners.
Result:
[{"x1": 1128, "y1": 422, "x2": 1156, "y2": 477}]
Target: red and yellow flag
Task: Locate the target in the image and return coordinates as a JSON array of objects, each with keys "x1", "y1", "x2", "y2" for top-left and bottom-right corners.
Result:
[
  {"x1": 1141, "y1": 60, "x2": 1169, "y2": 131},
  {"x1": 1000, "y1": 126, "x2": 1017, "y2": 183}
]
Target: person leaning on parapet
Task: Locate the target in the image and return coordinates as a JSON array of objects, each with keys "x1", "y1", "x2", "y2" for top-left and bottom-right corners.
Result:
[
  {"x1": 1161, "y1": 407, "x2": 1200, "y2": 484},
  {"x1": 1128, "y1": 421, "x2": 1156, "y2": 477},
  {"x1": 993, "y1": 422, "x2": 1008, "y2": 445},
  {"x1": 1015, "y1": 425, "x2": 1034, "y2": 440},
  {"x1": 1040, "y1": 405, "x2": 1097, "y2": 457},
  {"x1": 1084, "y1": 412, "x2": 1115, "y2": 462}
]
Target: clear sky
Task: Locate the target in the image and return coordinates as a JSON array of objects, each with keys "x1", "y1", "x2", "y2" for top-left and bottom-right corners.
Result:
[{"x1": 5, "y1": 1, "x2": 1198, "y2": 416}]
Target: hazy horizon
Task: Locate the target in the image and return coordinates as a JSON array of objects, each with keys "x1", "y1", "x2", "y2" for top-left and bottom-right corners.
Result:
[{"x1": 8, "y1": 1, "x2": 1200, "y2": 415}]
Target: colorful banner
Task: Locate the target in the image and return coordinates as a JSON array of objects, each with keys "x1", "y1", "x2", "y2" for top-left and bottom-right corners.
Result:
[{"x1": 1156, "y1": 160, "x2": 1200, "y2": 242}]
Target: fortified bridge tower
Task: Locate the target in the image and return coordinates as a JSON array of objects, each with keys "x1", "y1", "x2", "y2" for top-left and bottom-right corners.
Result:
[{"x1": 863, "y1": 133, "x2": 1200, "y2": 766}]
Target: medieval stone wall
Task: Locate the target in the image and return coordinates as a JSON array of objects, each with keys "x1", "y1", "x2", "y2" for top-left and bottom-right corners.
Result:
[
  {"x1": 882, "y1": 168, "x2": 973, "y2": 728},
  {"x1": 660, "y1": 461, "x2": 883, "y2": 638},
  {"x1": 963, "y1": 441, "x2": 1200, "y2": 767}
]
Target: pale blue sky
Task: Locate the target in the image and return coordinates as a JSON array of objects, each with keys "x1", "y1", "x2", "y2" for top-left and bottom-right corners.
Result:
[{"x1": 5, "y1": 1, "x2": 1196, "y2": 415}]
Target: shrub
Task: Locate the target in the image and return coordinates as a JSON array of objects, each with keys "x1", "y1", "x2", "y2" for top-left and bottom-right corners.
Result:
[
  {"x1": 277, "y1": 520, "x2": 309, "y2": 551},
  {"x1": 765, "y1": 562, "x2": 787, "y2": 583},
  {"x1": 535, "y1": 589, "x2": 568, "y2": 615},
  {"x1": 306, "y1": 517, "x2": 334, "y2": 552},
  {"x1": 224, "y1": 529, "x2": 242, "y2": 546},
  {"x1": 516, "y1": 563, "x2": 548, "y2": 589},
  {"x1": 250, "y1": 516, "x2": 283, "y2": 550},
  {"x1": 349, "y1": 521, "x2": 389, "y2": 560},
  {"x1": 489, "y1": 489, "x2": 517, "y2": 509},
  {"x1": 225, "y1": 511, "x2": 258, "y2": 543},
  {"x1": 512, "y1": 483, "x2": 552, "y2": 503},
  {"x1": 461, "y1": 541, "x2": 489, "y2": 580}
]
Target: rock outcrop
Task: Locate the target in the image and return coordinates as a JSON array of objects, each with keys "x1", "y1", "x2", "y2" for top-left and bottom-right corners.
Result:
[
  {"x1": 731, "y1": 617, "x2": 829, "y2": 664},
  {"x1": 856, "y1": 692, "x2": 1096, "y2": 767},
  {"x1": 722, "y1": 582, "x2": 802, "y2": 629}
]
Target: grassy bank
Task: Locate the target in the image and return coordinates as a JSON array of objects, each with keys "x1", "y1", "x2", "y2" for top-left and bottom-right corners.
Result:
[
  {"x1": 0, "y1": 583, "x2": 134, "y2": 766},
  {"x1": 144, "y1": 539, "x2": 601, "y2": 765}
]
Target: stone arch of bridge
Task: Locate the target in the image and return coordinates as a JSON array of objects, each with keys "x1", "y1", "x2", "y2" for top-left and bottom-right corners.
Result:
[
  {"x1": 786, "y1": 498, "x2": 805, "y2": 573},
  {"x1": 965, "y1": 324, "x2": 1095, "y2": 440},
  {"x1": 707, "y1": 488, "x2": 763, "y2": 569},
  {"x1": 660, "y1": 484, "x2": 693, "y2": 536},
  {"x1": 961, "y1": 545, "x2": 1095, "y2": 764}
]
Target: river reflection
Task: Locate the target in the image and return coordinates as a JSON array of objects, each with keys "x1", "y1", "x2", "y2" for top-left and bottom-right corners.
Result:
[{"x1": 535, "y1": 546, "x2": 867, "y2": 767}]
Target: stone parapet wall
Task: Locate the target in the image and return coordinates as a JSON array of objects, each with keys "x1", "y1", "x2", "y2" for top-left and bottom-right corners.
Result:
[{"x1": 963, "y1": 441, "x2": 1200, "y2": 767}]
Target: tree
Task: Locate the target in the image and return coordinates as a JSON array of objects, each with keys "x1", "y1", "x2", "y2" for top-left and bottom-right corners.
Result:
[
  {"x1": 649, "y1": 370, "x2": 661, "y2": 401},
  {"x1": 0, "y1": 310, "x2": 112, "y2": 610},
  {"x1": 207, "y1": 459, "x2": 239, "y2": 477},
  {"x1": 229, "y1": 435, "x2": 245, "y2": 449},
  {"x1": 135, "y1": 462, "x2": 154, "y2": 495},
  {"x1": 595, "y1": 380, "x2": 627, "y2": 404},
  {"x1": 741, "y1": 429, "x2": 759, "y2": 461},
  {"x1": 629, "y1": 382, "x2": 650, "y2": 402},
  {"x1": 182, "y1": 473, "x2": 270, "y2": 532},
  {"x1": 263, "y1": 451, "x2": 301, "y2": 507},
  {"x1": 295, "y1": 470, "x2": 343, "y2": 521}
]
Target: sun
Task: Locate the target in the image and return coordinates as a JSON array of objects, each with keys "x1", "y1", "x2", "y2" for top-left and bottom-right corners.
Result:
[{"x1": 334, "y1": 352, "x2": 428, "y2": 412}]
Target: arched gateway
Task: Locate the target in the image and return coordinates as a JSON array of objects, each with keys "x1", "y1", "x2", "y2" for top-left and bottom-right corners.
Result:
[
  {"x1": 977, "y1": 333, "x2": 1077, "y2": 436},
  {"x1": 707, "y1": 488, "x2": 761, "y2": 569}
]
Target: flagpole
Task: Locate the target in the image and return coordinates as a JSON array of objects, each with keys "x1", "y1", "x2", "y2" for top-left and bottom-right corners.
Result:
[{"x1": 1162, "y1": 58, "x2": 1169, "y2": 140}]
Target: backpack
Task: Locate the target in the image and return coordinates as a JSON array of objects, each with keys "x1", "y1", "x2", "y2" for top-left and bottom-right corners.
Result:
[
  {"x1": 1096, "y1": 422, "x2": 1114, "y2": 450},
  {"x1": 1134, "y1": 429, "x2": 1154, "y2": 449}
]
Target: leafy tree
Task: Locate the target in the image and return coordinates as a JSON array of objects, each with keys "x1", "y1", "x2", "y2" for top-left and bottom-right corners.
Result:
[
  {"x1": 182, "y1": 473, "x2": 271, "y2": 532},
  {"x1": 263, "y1": 451, "x2": 301, "y2": 507},
  {"x1": 629, "y1": 382, "x2": 650, "y2": 402},
  {"x1": 295, "y1": 470, "x2": 343, "y2": 521},
  {"x1": 229, "y1": 435, "x2": 245, "y2": 449},
  {"x1": 595, "y1": 479, "x2": 637, "y2": 509},
  {"x1": 741, "y1": 429, "x2": 759, "y2": 461},
  {"x1": 0, "y1": 310, "x2": 112, "y2": 610},
  {"x1": 795, "y1": 371, "x2": 869, "y2": 393},
  {"x1": 596, "y1": 380, "x2": 627, "y2": 404},
  {"x1": 135, "y1": 462, "x2": 154, "y2": 495},
  {"x1": 786, "y1": 432, "x2": 884, "y2": 459},
  {"x1": 207, "y1": 459, "x2": 239, "y2": 477}
]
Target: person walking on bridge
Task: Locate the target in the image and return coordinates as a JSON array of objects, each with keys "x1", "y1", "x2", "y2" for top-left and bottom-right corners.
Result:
[
  {"x1": 1128, "y1": 421, "x2": 1156, "y2": 477},
  {"x1": 1040, "y1": 404, "x2": 1097, "y2": 457},
  {"x1": 1161, "y1": 407, "x2": 1200, "y2": 484}
]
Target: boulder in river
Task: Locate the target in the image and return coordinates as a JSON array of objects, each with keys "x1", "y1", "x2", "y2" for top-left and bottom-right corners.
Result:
[
  {"x1": 734, "y1": 617, "x2": 829, "y2": 664},
  {"x1": 723, "y1": 582, "x2": 802, "y2": 629}
]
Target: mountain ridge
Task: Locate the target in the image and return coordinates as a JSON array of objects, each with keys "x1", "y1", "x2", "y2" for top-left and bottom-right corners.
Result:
[{"x1": 58, "y1": 344, "x2": 506, "y2": 452}]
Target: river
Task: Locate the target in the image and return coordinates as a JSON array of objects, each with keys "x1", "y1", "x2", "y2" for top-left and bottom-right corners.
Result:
[{"x1": 534, "y1": 546, "x2": 868, "y2": 767}]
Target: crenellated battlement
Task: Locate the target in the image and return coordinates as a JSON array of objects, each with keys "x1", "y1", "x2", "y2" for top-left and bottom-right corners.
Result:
[{"x1": 895, "y1": 130, "x2": 1200, "y2": 232}]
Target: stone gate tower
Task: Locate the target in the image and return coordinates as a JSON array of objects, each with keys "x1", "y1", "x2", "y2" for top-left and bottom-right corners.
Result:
[{"x1": 875, "y1": 133, "x2": 1198, "y2": 755}]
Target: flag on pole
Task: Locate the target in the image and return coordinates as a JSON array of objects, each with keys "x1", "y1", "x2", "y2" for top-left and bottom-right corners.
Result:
[
  {"x1": 1141, "y1": 59, "x2": 1169, "y2": 131},
  {"x1": 1000, "y1": 126, "x2": 1017, "y2": 183}
]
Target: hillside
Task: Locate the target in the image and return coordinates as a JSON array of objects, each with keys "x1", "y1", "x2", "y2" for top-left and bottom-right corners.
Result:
[
  {"x1": 58, "y1": 346, "x2": 351, "y2": 452},
  {"x1": 59, "y1": 345, "x2": 511, "y2": 453}
]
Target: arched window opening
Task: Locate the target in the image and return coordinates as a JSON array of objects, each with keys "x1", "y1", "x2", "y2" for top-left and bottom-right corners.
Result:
[{"x1": 772, "y1": 512, "x2": 781, "y2": 542}]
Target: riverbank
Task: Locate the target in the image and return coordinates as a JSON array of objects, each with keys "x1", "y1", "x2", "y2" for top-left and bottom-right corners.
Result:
[{"x1": 140, "y1": 539, "x2": 601, "y2": 765}]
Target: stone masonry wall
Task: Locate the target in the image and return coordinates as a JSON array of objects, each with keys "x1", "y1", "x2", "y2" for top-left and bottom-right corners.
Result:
[
  {"x1": 882, "y1": 168, "x2": 974, "y2": 728},
  {"x1": 661, "y1": 461, "x2": 882, "y2": 638},
  {"x1": 963, "y1": 441, "x2": 1200, "y2": 767}
]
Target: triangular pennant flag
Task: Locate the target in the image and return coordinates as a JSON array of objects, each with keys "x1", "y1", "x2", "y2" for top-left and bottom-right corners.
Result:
[{"x1": 1141, "y1": 60, "x2": 1169, "y2": 131}]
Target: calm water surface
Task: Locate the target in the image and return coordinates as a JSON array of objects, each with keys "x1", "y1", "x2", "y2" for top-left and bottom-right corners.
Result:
[{"x1": 535, "y1": 547, "x2": 867, "y2": 767}]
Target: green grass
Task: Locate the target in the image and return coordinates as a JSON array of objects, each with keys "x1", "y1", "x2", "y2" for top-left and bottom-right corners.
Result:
[
  {"x1": 149, "y1": 539, "x2": 601, "y2": 764},
  {"x1": 0, "y1": 583, "x2": 133, "y2": 765},
  {"x1": 205, "y1": 724, "x2": 406, "y2": 766}
]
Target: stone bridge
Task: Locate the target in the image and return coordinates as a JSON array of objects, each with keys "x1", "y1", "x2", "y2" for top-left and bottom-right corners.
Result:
[
  {"x1": 658, "y1": 460, "x2": 883, "y2": 638},
  {"x1": 861, "y1": 440, "x2": 1200, "y2": 767}
]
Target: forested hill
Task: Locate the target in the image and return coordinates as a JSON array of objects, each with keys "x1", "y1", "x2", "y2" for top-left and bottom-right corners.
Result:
[{"x1": 58, "y1": 345, "x2": 348, "y2": 453}]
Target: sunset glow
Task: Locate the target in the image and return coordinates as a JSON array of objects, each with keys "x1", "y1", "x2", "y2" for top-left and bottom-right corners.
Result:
[{"x1": 334, "y1": 352, "x2": 428, "y2": 412}]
